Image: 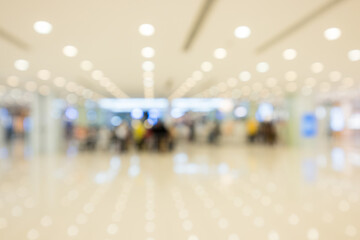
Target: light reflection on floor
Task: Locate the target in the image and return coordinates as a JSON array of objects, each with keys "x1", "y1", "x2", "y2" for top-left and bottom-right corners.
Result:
[{"x1": 0, "y1": 144, "x2": 359, "y2": 240}]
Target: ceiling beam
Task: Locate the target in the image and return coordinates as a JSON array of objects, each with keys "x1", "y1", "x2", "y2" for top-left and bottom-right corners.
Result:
[
  {"x1": 183, "y1": 0, "x2": 217, "y2": 52},
  {"x1": 256, "y1": 0, "x2": 347, "y2": 53},
  {"x1": 0, "y1": 27, "x2": 29, "y2": 51}
]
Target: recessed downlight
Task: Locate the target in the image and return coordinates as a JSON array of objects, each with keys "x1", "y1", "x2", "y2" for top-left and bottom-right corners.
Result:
[
  {"x1": 91, "y1": 70, "x2": 103, "y2": 80},
  {"x1": 201, "y1": 61, "x2": 213, "y2": 72},
  {"x1": 14, "y1": 59, "x2": 29, "y2": 71},
  {"x1": 63, "y1": 45, "x2": 78, "y2": 57},
  {"x1": 80, "y1": 60, "x2": 93, "y2": 71},
  {"x1": 33, "y1": 21, "x2": 52, "y2": 34},
  {"x1": 142, "y1": 61, "x2": 155, "y2": 71},
  {"x1": 285, "y1": 71, "x2": 297, "y2": 81},
  {"x1": 282, "y1": 49, "x2": 297, "y2": 60},
  {"x1": 239, "y1": 71, "x2": 251, "y2": 81},
  {"x1": 256, "y1": 62, "x2": 269, "y2": 73},
  {"x1": 139, "y1": 24, "x2": 155, "y2": 36},
  {"x1": 348, "y1": 49, "x2": 360, "y2": 62},
  {"x1": 324, "y1": 27, "x2": 341, "y2": 41},
  {"x1": 214, "y1": 48, "x2": 227, "y2": 59},
  {"x1": 141, "y1": 47, "x2": 155, "y2": 58},
  {"x1": 234, "y1": 26, "x2": 251, "y2": 39},
  {"x1": 54, "y1": 77, "x2": 66, "y2": 87},
  {"x1": 311, "y1": 62, "x2": 324, "y2": 73},
  {"x1": 37, "y1": 69, "x2": 51, "y2": 80}
]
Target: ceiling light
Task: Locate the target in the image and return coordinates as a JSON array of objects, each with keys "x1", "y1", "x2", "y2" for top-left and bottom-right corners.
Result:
[
  {"x1": 348, "y1": 49, "x2": 360, "y2": 62},
  {"x1": 80, "y1": 60, "x2": 93, "y2": 71},
  {"x1": 234, "y1": 26, "x2": 251, "y2": 39},
  {"x1": 201, "y1": 61, "x2": 213, "y2": 72},
  {"x1": 214, "y1": 48, "x2": 227, "y2": 59},
  {"x1": 14, "y1": 59, "x2": 29, "y2": 71},
  {"x1": 142, "y1": 61, "x2": 155, "y2": 71},
  {"x1": 37, "y1": 69, "x2": 51, "y2": 80},
  {"x1": 141, "y1": 47, "x2": 155, "y2": 58},
  {"x1": 92, "y1": 70, "x2": 103, "y2": 80},
  {"x1": 329, "y1": 71, "x2": 342, "y2": 82},
  {"x1": 311, "y1": 62, "x2": 324, "y2": 73},
  {"x1": 282, "y1": 49, "x2": 297, "y2": 60},
  {"x1": 33, "y1": 21, "x2": 52, "y2": 34},
  {"x1": 324, "y1": 27, "x2": 341, "y2": 41},
  {"x1": 239, "y1": 71, "x2": 251, "y2": 81},
  {"x1": 63, "y1": 45, "x2": 78, "y2": 57},
  {"x1": 139, "y1": 24, "x2": 155, "y2": 36},
  {"x1": 7, "y1": 76, "x2": 19, "y2": 87},
  {"x1": 256, "y1": 62, "x2": 269, "y2": 73},
  {"x1": 285, "y1": 71, "x2": 297, "y2": 81},
  {"x1": 54, "y1": 77, "x2": 66, "y2": 87}
]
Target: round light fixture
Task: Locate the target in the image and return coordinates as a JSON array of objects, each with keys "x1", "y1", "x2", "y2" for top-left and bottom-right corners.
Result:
[
  {"x1": 14, "y1": 59, "x2": 29, "y2": 71},
  {"x1": 234, "y1": 26, "x2": 251, "y2": 39},
  {"x1": 37, "y1": 69, "x2": 51, "y2": 80},
  {"x1": 139, "y1": 24, "x2": 155, "y2": 36},
  {"x1": 7, "y1": 76, "x2": 19, "y2": 87},
  {"x1": 239, "y1": 71, "x2": 251, "y2": 81},
  {"x1": 141, "y1": 47, "x2": 155, "y2": 58},
  {"x1": 282, "y1": 49, "x2": 297, "y2": 60},
  {"x1": 256, "y1": 62, "x2": 269, "y2": 73},
  {"x1": 63, "y1": 45, "x2": 78, "y2": 57},
  {"x1": 348, "y1": 49, "x2": 360, "y2": 62},
  {"x1": 91, "y1": 70, "x2": 103, "y2": 80},
  {"x1": 80, "y1": 60, "x2": 93, "y2": 71},
  {"x1": 33, "y1": 21, "x2": 52, "y2": 34},
  {"x1": 142, "y1": 61, "x2": 155, "y2": 71},
  {"x1": 54, "y1": 77, "x2": 66, "y2": 87},
  {"x1": 214, "y1": 48, "x2": 227, "y2": 59},
  {"x1": 324, "y1": 27, "x2": 341, "y2": 41},
  {"x1": 201, "y1": 61, "x2": 213, "y2": 72},
  {"x1": 311, "y1": 62, "x2": 324, "y2": 73}
]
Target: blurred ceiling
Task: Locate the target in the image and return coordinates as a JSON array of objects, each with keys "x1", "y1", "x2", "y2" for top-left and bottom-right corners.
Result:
[{"x1": 0, "y1": 0, "x2": 359, "y2": 100}]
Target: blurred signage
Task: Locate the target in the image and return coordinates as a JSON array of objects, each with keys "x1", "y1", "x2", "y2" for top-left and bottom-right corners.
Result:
[{"x1": 301, "y1": 113, "x2": 317, "y2": 138}]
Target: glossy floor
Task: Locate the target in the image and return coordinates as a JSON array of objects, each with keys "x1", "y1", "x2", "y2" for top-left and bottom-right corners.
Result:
[{"x1": 0, "y1": 143, "x2": 359, "y2": 240}]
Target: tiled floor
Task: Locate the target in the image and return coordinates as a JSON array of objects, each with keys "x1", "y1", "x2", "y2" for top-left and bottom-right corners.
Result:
[{"x1": 0, "y1": 143, "x2": 359, "y2": 240}]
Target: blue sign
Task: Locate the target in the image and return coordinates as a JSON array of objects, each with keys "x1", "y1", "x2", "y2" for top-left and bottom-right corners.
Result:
[{"x1": 301, "y1": 113, "x2": 317, "y2": 138}]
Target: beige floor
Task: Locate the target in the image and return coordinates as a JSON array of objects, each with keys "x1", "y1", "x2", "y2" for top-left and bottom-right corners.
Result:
[{"x1": 0, "y1": 143, "x2": 359, "y2": 240}]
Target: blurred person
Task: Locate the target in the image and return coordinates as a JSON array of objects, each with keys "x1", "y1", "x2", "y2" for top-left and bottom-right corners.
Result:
[
  {"x1": 168, "y1": 124, "x2": 177, "y2": 151},
  {"x1": 151, "y1": 120, "x2": 169, "y2": 151},
  {"x1": 98, "y1": 127, "x2": 111, "y2": 150},
  {"x1": 116, "y1": 122, "x2": 130, "y2": 152},
  {"x1": 264, "y1": 121, "x2": 277, "y2": 145},
  {"x1": 188, "y1": 120, "x2": 196, "y2": 142},
  {"x1": 85, "y1": 127, "x2": 98, "y2": 150},
  {"x1": 246, "y1": 118, "x2": 258, "y2": 143},
  {"x1": 208, "y1": 121, "x2": 221, "y2": 144},
  {"x1": 133, "y1": 120, "x2": 146, "y2": 150}
]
